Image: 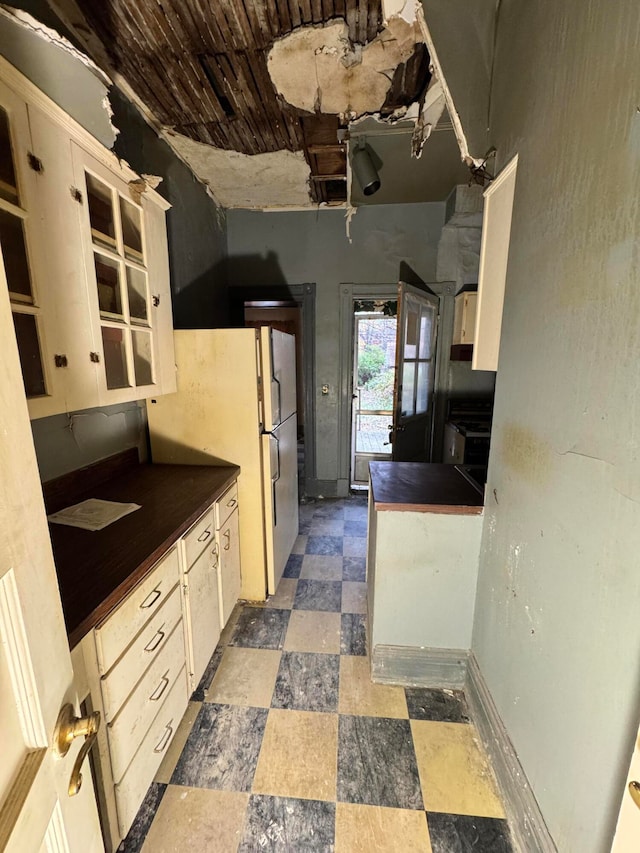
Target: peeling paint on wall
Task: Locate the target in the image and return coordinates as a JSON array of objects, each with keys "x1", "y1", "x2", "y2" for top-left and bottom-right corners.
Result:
[
  {"x1": 268, "y1": 18, "x2": 423, "y2": 118},
  {"x1": 166, "y1": 132, "x2": 314, "y2": 209}
]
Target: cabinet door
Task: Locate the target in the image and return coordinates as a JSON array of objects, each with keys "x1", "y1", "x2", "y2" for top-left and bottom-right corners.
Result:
[
  {"x1": 184, "y1": 543, "x2": 221, "y2": 689},
  {"x1": 27, "y1": 106, "x2": 100, "y2": 415},
  {"x1": 218, "y1": 507, "x2": 241, "y2": 628},
  {"x1": 71, "y1": 142, "x2": 171, "y2": 406},
  {"x1": 0, "y1": 81, "x2": 59, "y2": 417}
]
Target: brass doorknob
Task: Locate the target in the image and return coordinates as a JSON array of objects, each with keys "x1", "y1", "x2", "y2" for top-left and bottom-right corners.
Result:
[
  {"x1": 53, "y1": 703, "x2": 101, "y2": 797},
  {"x1": 629, "y1": 780, "x2": 640, "y2": 810}
]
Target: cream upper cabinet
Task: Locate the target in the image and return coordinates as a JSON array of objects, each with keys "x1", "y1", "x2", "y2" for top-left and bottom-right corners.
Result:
[
  {"x1": 0, "y1": 63, "x2": 175, "y2": 419},
  {"x1": 72, "y1": 143, "x2": 174, "y2": 406}
]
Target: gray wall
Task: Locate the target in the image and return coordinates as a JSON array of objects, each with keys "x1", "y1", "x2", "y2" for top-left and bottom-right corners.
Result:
[
  {"x1": 227, "y1": 204, "x2": 444, "y2": 485},
  {"x1": 472, "y1": 1, "x2": 640, "y2": 850}
]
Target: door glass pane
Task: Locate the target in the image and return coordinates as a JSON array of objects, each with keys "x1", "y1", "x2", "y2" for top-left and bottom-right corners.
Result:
[
  {"x1": 418, "y1": 309, "x2": 434, "y2": 359},
  {"x1": 355, "y1": 414, "x2": 391, "y2": 455},
  {"x1": 101, "y1": 326, "x2": 129, "y2": 389},
  {"x1": 86, "y1": 173, "x2": 116, "y2": 250},
  {"x1": 12, "y1": 312, "x2": 45, "y2": 397},
  {"x1": 126, "y1": 266, "x2": 148, "y2": 324},
  {"x1": 416, "y1": 361, "x2": 431, "y2": 414},
  {"x1": 0, "y1": 108, "x2": 18, "y2": 205},
  {"x1": 0, "y1": 210, "x2": 32, "y2": 299},
  {"x1": 132, "y1": 329, "x2": 153, "y2": 386},
  {"x1": 120, "y1": 198, "x2": 144, "y2": 262},
  {"x1": 94, "y1": 254, "x2": 123, "y2": 319},
  {"x1": 403, "y1": 304, "x2": 419, "y2": 359},
  {"x1": 401, "y1": 362, "x2": 416, "y2": 417}
]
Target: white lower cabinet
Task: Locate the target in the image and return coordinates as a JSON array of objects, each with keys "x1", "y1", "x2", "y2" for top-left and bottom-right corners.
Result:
[
  {"x1": 218, "y1": 506, "x2": 241, "y2": 628},
  {"x1": 182, "y1": 540, "x2": 221, "y2": 691},
  {"x1": 77, "y1": 480, "x2": 242, "y2": 851}
]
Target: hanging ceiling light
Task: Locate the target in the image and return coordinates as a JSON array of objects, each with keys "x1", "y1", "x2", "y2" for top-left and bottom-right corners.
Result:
[{"x1": 352, "y1": 139, "x2": 381, "y2": 196}]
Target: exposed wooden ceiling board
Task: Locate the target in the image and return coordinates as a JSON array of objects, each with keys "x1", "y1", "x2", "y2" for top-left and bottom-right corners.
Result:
[
  {"x1": 381, "y1": 43, "x2": 432, "y2": 116},
  {"x1": 70, "y1": 0, "x2": 428, "y2": 206}
]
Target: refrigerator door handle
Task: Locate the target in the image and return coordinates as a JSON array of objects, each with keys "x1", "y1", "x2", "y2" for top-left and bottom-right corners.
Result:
[
  {"x1": 272, "y1": 375, "x2": 282, "y2": 426},
  {"x1": 270, "y1": 433, "x2": 280, "y2": 528}
]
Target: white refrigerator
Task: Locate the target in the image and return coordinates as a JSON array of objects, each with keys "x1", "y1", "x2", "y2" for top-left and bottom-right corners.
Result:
[{"x1": 147, "y1": 327, "x2": 299, "y2": 601}]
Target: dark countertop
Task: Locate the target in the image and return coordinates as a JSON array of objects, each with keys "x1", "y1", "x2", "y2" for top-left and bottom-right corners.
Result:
[
  {"x1": 369, "y1": 462, "x2": 484, "y2": 514},
  {"x1": 49, "y1": 462, "x2": 239, "y2": 648}
]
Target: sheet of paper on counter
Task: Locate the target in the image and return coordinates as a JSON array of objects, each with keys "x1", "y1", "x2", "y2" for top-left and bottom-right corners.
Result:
[{"x1": 48, "y1": 499, "x2": 141, "y2": 531}]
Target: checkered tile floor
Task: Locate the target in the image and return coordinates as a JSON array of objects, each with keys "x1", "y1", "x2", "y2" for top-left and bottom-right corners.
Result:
[{"x1": 118, "y1": 496, "x2": 515, "y2": 852}]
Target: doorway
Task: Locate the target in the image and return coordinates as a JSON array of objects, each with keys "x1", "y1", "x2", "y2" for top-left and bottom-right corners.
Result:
[{"x1": 351, "y1": 304, "x2": 397, "y2": 488}]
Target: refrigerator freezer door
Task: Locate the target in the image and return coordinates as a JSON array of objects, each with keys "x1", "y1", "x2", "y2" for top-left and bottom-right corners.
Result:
[
  {"x1": 262, "y1": 412, "x2": 299, "y2": 595},
  {"x1": 260, "y1": 327, "x2": 297, "y2": 431}
]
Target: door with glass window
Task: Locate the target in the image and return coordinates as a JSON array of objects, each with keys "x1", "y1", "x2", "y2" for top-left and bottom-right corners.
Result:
[
  {"x1": 351, "y1": 306, "x2": 397, "y2": 487},
  {"x1": 391, "y1": 281, "x2": 439, "y2": 462}
]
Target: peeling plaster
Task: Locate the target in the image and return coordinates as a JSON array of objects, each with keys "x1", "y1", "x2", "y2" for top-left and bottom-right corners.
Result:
[
  {"x1": 381, "y1": 0, "x2": 420, "y2": 25},
  {"x1": 268, "y1": 18, "x2": 423, "y2": 118},
  {"x1": 0, "y1": 5, "x2": 110, "y2": 85},
  {"x1": 167, "y1": 132, "x2": 314, "y2": 209}
]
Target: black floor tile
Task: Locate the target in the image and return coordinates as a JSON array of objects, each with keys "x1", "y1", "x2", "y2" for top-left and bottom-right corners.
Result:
[
  {"x1": 405, "y1": 688, "x2": 470, "y2": 723},
  {"x1": 340, "y1": 613, "x2": 367, "y2": 656},
  {"x1": 294, "y1": 579, "x2": 342, "y2": 612},
  {"x1": 306, "y1": 535, "x2": 344, "y2": 556},
  {"x1": 426, "y1": 812, "x2": 515, "y2": 852},
  {"x1": 344, "y1": 519, "x2": 368, "y2": 538},
  {"x1": 337, "y1": 716, "x2": 423, "y2": 810},
  {"x1": 342, "y1": 556, "x2": 366, "y2": 582},
  {"x1": 313, "y1": 501, "x2": 345, "y2": 519},
  {"x1": 283, "y1": 553, "x2": 304, "y2": 578},
  {"x1": 238, "y1": 795, "x2": 336, "y2": 851},
  {"x1": 117, "y1": 783, "x2": 166, "y2": 852},
  {"x1": 171, "y1": 703, "x2": 268, "y2": 792},
  {"x1": 230, "y1": 606, "x2": 290, "y2": 649},
  {"x1": 272, "y1": 650, "x2": 340, "y2": 712}
]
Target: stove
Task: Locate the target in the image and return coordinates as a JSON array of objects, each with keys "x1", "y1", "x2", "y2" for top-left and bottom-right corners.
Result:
[{"x1": 444, "y1": 400, "x2": 493, "y2": 465}]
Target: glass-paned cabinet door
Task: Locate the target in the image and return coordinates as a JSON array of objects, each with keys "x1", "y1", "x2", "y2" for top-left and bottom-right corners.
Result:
[
  {"x1": 72, "y1": 144, "x2": 158, "y2": 401},
  {"x1": 0, "y1": 87, "x2": 50, "y2": 405}
]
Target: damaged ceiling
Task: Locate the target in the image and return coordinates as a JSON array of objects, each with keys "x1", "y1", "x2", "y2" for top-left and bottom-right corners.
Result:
[{"x1": 50, "y1": 0, "x2": 469, "y2": 208}]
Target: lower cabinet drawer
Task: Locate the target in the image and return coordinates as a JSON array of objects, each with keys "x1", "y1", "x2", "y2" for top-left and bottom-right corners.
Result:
[
  {"x1": 215, "y1": 480, "x2": 239, "y2": 531},
  {"x1": 100, "y1": 584, "x2": 182, "y2": 721},
  {"x1": 115, "y1": 666, "x2": 188, "y2": 838},
  {"x1": 96, "y1": 547, "x2": 180, "y2": 674},
  {"x1": 107, "y1": 620, "x2": 186, "y2": 784}
]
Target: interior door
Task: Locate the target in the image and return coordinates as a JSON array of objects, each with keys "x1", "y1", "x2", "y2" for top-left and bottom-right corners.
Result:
[
  {"x1": 611, "y1": 720, "x2": 640, "y2": 851},
  {"x1": 0, "y1": 251, "x2": 103, "y2": 850},
  {"x1": 391, "y1": 280, "x2": 439, "y2": 462}
]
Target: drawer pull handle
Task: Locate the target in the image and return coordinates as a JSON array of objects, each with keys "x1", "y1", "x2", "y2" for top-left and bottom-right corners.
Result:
[
  {"x1": 227, "y1": 498, "x2": 237, "y2": 508},
  {"x1": 223, "y1": 529, "x2": 231, "y2": 551},
  {"x1": 197, "y1": 528, "x2": 212, "y2": 543},
  {"x1": 140, "y1": 588, "x2": 162, "y2": 609},
  {"x1": 144, "y1": 628, "x2": 165, "y2": 653},
  {"x1": 150, "y1": 674, "x2": 170, "y2": 702},
  {"x1": 154, "y1": 722, "x2": 173, "y2": 753}
]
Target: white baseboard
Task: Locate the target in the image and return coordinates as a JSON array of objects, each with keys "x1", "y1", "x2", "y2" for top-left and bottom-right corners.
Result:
[
  {"x1": 466, "y1": 653, "x2": 557, "y2": 853},
  {"x1": 370, "y1": 644, "x2": 469, "y2": 688}
]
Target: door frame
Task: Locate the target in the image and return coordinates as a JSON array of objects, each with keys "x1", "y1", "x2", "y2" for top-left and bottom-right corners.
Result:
[{"x1": 338, "y1": 281, "x2": 455, "y2": 490}]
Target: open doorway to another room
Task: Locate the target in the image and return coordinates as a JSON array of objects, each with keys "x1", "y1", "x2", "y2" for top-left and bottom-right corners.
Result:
[{"x1": 351, "y1": 299, "x2": 397, "y2": 489}]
